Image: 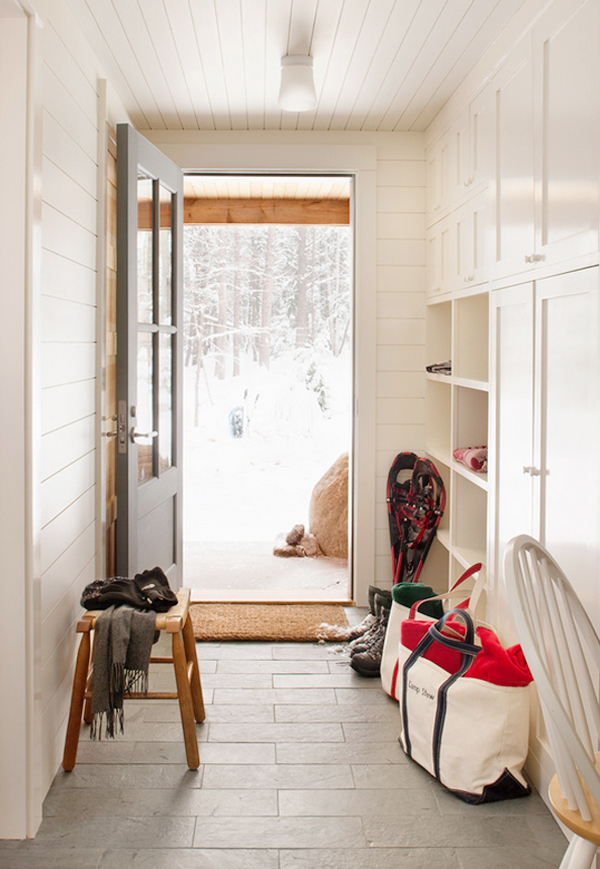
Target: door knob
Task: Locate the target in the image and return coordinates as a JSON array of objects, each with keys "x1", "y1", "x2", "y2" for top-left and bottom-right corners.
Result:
[{"x1": 131, "y1": 428, "x2": 158, "y2": 442}]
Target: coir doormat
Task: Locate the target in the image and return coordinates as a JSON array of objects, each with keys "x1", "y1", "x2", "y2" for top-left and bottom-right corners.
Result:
[{"x1": 189, "y1": 602, "x2": 349, "y2": 642}]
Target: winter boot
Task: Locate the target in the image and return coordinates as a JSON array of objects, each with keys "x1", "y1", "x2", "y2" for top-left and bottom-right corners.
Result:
[
  {"x1": 350, "y1": 607, "x2": 390, "y2": 677},
  {"x1": 348, "y1": 592, "x2": 390, "y2": 653}
]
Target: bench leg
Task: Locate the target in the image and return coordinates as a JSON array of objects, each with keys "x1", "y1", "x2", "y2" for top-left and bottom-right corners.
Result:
[
  {"x1": 183, "y1": 616, "x2": 205, "y2": 723},
  {"x1": 172, "y1": 630, "x2": 200, "y2": 770},
  {"x1": 62, "y1": 631, "x2": 91, "y2": 771}
]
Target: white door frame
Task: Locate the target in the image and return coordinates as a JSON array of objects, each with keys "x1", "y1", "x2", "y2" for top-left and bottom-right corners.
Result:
[
  {"x1": 0, "y1": 0, "x2": 43, "y2": 839},
  {"x1": 143, "y1": 136, "x2": 377, "y2": 605}
]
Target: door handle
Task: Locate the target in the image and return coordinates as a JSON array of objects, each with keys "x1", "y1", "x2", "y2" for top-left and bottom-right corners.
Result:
[
  {"x1": 130, "y1": 428, "x2": 158, "y2": 442},
  {"x1": 522, "y1": 466, "x2": 541, "y2": 476}
]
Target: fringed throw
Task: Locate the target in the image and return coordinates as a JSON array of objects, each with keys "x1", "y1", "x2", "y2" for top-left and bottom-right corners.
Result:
[{"x1": 91, "y1": 605, "x2": 157, "y2": 739}]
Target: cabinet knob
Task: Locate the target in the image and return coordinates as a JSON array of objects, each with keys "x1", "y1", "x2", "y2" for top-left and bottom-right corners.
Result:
[
  {"x1": 533, "y1": 253, "x2": 545, "y2": 262},
  {"x1": 524, "y1": 254, "x2": 534, "y2": 263},
  {"x1": 522, "y1": 466, "x2": 541, "y2": 476}
]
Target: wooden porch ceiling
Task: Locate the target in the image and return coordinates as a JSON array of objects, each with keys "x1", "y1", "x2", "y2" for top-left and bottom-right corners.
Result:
[{"x1": 183, "y1": 174, "x2": 350, "y2": 225}]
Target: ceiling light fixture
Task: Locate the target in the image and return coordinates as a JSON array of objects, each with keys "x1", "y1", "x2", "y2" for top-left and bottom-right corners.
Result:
[{"x1": 278, "y1": 55, "x2": 317, "y2": 112}]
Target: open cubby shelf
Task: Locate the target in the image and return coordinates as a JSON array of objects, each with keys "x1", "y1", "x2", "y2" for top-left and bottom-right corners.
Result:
[{"x1": 425, "y1": 288, "x2": 489, "y2": 590}]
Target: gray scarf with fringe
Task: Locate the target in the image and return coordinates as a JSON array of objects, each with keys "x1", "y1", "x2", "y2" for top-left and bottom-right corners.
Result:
[{"x1": 91, "y1": 604, "x2": 156, "y2": 739}]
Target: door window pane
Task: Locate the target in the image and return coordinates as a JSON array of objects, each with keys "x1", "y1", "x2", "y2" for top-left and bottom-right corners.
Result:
[
  {"x1": 159, "y1": 332, "x2": 173, "y2": 473},
  {"x1": 137, "y1": 175, "x2": 154, "y2": 324},
  {"x1": 159, "y1": 185, "x2": 173, "y2": 325},
  {"x1": 137, "y1": 331, "x2": 155, "y2": 484}
]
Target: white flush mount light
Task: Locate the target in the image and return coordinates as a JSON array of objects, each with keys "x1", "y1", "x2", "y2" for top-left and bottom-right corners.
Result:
[{"x1": 278, "y1": 55, "x2": 317, "y2": 112}]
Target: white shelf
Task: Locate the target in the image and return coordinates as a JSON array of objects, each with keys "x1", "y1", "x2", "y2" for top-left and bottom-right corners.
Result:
[
  {"x1": 425, "y1": 286, "x2": 490, "y2": 592},
  {"x1": 450, "y1": 459, "x2": 488, "y2": 490}
]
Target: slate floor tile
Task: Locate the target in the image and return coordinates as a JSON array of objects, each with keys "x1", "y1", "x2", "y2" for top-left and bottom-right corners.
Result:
[
  {"x1": 456, "y1": 846, "x2": 566, "y2": 869},
  {"x1": 118, "y1": 786, "x2": 278, "y2": 817},
  {"x1": 201, "y1": 763, "x2": 354, "y2": 790},
  {"x1": 276, "y1": 741, "x2": 405, "y2": 765},
  {"x1": 192, "y1": 816, "x2": 367, "y2": 849},
  {"x1": 97, "y1": 848, "x2": 279, "y2": 869},
  {"x1": 208, "y1": 722, "x2": 344, "y2": 743},
  {"x1": 34, "y1": 816, "x2": 195, "y2": 849},
  {"x1": 0, "y1": 846, "x2": 104, "y2": 869},
  {"x1": 279, "y1": 847, "x2": 462, "y2": 869},
  {"x1": 279, "y1": 787, "x2": 439, "y2": 817}
]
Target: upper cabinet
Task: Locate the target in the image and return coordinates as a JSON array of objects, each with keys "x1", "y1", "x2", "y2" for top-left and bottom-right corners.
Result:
[{"x1": 492, "y1": 0, "x2": 599, "y2": 280}]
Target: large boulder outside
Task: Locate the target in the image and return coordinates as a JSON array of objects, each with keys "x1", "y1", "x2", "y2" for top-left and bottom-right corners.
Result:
[{"x1": 309, "y1": 452, "x2": 348, "y2": 559}]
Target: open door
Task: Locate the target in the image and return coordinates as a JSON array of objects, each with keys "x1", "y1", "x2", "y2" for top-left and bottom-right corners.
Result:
[{"x1": 116, "y1": 123, "x2": 183, "y2": 583}]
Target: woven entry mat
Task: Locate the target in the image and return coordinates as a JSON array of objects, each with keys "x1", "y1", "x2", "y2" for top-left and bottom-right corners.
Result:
[{"x1": 189, "y1": 603, "x2": 350, "y2": 642}]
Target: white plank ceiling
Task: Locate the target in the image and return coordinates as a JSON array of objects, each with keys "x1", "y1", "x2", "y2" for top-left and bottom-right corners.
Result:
[{"x1": 64, "y1": 0, "x2": 527, "y2": 132}]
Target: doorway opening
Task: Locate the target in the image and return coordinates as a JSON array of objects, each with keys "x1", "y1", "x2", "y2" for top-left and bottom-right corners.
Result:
[{"x1": 182, "y1": 174, "x2": 353, "y2": 602}]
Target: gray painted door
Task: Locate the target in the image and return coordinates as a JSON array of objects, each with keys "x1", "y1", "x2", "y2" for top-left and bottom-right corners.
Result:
[{"x1": 116, "y1": 123, "x2": 183, "y2": 583}]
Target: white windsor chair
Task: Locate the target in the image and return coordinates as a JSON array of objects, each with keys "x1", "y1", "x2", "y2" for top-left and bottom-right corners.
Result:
[{"x1": 504, "y1": 534, "x2": 600, "y2": 869}]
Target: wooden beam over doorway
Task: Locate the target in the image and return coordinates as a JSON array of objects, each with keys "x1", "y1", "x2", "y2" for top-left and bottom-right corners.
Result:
[{"x1": 183, "y1": 197, "x2": 350, "y2": 225}]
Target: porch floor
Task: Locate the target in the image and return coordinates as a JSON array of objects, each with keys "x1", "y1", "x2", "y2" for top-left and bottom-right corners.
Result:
[
  {"x1": 0, "y1": 613, "x2": 566, "y2": 868},
  {"x1": 185, "y1": 540, "x2": 350, "y2": 602}
]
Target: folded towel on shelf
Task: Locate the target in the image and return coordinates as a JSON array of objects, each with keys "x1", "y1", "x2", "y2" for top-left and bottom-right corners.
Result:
[
  {"x1": 426, "y1": 359, "x2": 452, "y2": 374},
  {"x1": 453, "y1": 446, "x2": 487, "y2": 473}
]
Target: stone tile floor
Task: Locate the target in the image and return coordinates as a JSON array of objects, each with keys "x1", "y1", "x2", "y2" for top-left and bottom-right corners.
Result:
[{"x1": 0, "y1": 618, "x2": 567, "y2": 869}]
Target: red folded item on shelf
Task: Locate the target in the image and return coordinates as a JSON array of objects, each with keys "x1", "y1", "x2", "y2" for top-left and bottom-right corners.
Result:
[
  {"x1": 400, "y1": 618, "x2": 532, "y2": 687},
  {"x1": 453, "y1": 446, "x2": 487, "y2": 472}
]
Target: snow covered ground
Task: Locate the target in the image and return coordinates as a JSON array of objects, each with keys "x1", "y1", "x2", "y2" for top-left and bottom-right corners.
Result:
[{"x1": 183, "y1": 349, "x2": 352, "y2": 545}]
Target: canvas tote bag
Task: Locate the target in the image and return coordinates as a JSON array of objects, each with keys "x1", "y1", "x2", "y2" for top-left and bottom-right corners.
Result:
[
  {"x1": 381, "y1": 563, "x2": 484, "y2": 700},
  {"x1": 398, "y1": 608, "x2": 532, "y2": 803}
]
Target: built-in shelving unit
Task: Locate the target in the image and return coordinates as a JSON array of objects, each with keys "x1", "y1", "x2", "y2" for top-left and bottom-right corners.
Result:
[{"x1": 422, "y1": 287, "x2": 490, "y2": 592}]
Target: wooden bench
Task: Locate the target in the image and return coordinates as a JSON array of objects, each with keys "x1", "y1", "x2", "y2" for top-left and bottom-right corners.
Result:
[{"x1": 62, "y1": 587, "x2": 205, "y2": 770}]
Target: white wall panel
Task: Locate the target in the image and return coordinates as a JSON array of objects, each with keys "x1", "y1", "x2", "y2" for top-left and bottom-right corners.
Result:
[
  {"x1": 40, "y1": 487, "x2": 96, "y2": 575},
  {"x1": 374, "y1": 149, "x2": 426, "y2": 589},
  {"x1": 41, "y1": 556, "x2": 95, "y2": 670},
  {"x1": 41, "y1": 294, "x2": 96, "y2": 343},
  {"x1": 41, "y1": 248, "x2": 96, "y2": 305},
  {"x1": 43, "y1": 64, "x2": 97, "y2": 155},
  {"x1": 40, "y1": 452, "x2": 95, "y2": 528},
  {"x1": 40, "y1": 523, "x2": 96, "y2": 617},
  {"x1": 41, "y1": 381, "x2": 95, "y2": 435},
  {"x1": 42, "y1": 202, "x2": 97, "y2": 268},
  {"x1": 377, "y1": 264, "x2": 426, "y2": 292},
  {"x1": 42, "y1": 110, "x2": 97, "y2": 194},
  {"x1": 42, "y1": 156, "x2": 97, "y2": 234},
  {"x1": 41, "y1": 414, "x2": 95, "y2": 480},
  {"x1": 41, "y1": 343, "x2": 96, "y2": 389}
]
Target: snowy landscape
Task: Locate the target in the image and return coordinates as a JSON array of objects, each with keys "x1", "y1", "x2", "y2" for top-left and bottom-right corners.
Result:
[{"x1": 182, "y1": 223, "x2": 352, "y2": 547}]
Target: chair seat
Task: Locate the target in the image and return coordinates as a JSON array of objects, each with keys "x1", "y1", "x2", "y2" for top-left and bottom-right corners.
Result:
[{"x1": 549, "y1": 754, "x2": 600, "y2": 847}]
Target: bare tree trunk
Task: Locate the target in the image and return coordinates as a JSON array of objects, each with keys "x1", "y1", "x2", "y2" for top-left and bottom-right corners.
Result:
[
  {"x1": 194, "y1": 308, "x2": 203, "y2": 427},
  {"x1": 259, "y1": 226, "x2": 275, "y2": 368},
  {"x1": 309, "y1": 227, "x2": 317, "y2": 345},
  {"x1": 295, "y1": 226, "x2": 309, "y2": 349},
  {"x1": 330, "y1": 238, "x2": 342, "y2": 355},
  {"x1": 214, "y1": 227, "x2": 228, "y2": 380},
  {"x1": 232, "y1": 228, "x2": 241, "y2": 377}
]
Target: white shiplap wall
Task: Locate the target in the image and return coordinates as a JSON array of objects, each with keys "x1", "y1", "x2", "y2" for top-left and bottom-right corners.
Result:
[
  {"x1": 39, "y1": 0, "x2": 100, "y2": 789},
  {"x1": 35, "y1": 0, "x2": 133, "y2": 796},
  {"x1": 374, "y1": 135, "x2": 426, "y2": 589}
]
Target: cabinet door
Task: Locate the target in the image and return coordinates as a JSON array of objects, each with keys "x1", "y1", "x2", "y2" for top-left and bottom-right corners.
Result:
[
  {"x1": 468, "y1": 84, "x2": 493, "y2": 191},
  {"x1": 490, "y1": 284, "x2": 535, "y2": 639},
  {"x1": 491, "y1": 38, "x2": 535, "y2": 280},
  {"x1": 456, "y1": 191, "x2": 489, "y2": 289},
  {"x1": 534, "y1": 267, "x2": 600, "y2": 623},
  {"x1": 534, "y1": 0, "x2": 600, "y2": 265},
  {"x1": 427, "y1": 215, "x2": 455, "y2": 296},
  {"x1": 426, "y1": 132, "x2": 451, "y2": 224}
]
